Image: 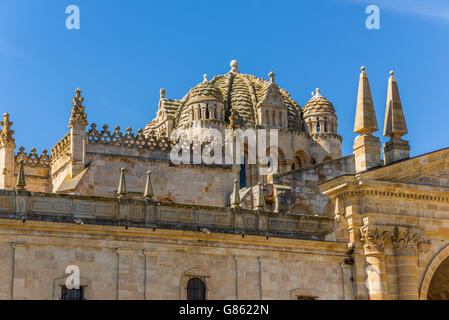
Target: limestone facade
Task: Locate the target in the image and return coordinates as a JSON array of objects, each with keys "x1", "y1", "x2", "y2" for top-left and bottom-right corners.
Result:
[{"x1": 0, "y1": 61, "x2": 448, "y2": 299}]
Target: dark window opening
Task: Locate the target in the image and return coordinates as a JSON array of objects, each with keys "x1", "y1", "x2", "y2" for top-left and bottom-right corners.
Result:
[
  {"x1": 61, "y1": 286, "x2": 84, "y2": 300},
  {"x1": 187, "y1": 278, "x2": 206, "y2": 300},
  {"x1": 239, "y1": 157, "x2": 246, "y2": 188}
]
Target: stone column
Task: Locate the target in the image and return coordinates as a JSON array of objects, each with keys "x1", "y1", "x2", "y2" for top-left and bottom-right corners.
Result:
[
  {"x1": 344, "y1": 196, "x2": 368, "y2": 300},
  {"x1": 12, "y1": 242, "x2": 27, "y2": 300},
  {"x1": 360, "y1": 226, "x2": 388, "y2": 300},
  {"x1": 233, "y1": 255, "x2": 242, "y2": 300},
  {"x1": 390, "y1": 227, "x2": 422, "y2": 300},
  {"x1": 116, "y1": 248, "x2": 139, "y2": 300},
  {"x1": 340, "y1": 263, "x2": 354, "y2": 300},
  {"x1": 143, "y1": 249, "x2": 158, "y2": 300}
]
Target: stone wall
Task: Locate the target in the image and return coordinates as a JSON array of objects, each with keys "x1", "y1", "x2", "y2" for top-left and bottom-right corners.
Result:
[
  {"x1": 0, "y1": 218, "x2": 350, "y2": 300},
  {"x1": 274, "y1": 155, "x2": 355, "y2": 216}
]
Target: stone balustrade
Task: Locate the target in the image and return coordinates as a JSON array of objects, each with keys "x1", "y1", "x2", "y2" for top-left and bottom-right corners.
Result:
[{"x1": 0, "y1": 190, "x2": 335, "y2": 241}]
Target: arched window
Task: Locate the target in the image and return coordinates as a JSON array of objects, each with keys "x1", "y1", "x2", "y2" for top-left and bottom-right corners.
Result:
[
  {"x1": 239, "y1": 156, "x2": 246, "y2": 188},
  {"x1": 187, "y1": 278, "x2": 206, "y2": 300}
]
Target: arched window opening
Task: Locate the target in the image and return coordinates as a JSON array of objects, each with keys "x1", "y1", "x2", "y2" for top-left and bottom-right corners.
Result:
[
  {"x1": 187, "y1": 278, "x2": 206, "y2": 300},
  {"x1": 239, "y1": 156, "x2": 247, "y2": 188},
  {"x1": 294, "y1": 156, "x2": 302, "y2": 169}
]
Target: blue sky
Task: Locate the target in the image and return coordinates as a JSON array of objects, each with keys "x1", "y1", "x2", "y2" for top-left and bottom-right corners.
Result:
[{"x1": 1, "y1": 0, "x2": 448, "y2": 157}]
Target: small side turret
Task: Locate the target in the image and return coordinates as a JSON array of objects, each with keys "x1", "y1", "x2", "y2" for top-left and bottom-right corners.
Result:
[{"x1": 303, "y1": 88, "x2": 342, "y2": 161}]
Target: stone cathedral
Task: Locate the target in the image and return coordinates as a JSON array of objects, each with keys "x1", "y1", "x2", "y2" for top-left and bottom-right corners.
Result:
[{"x1": 0, "y1": 60, "x2": 448, "y2": 300}]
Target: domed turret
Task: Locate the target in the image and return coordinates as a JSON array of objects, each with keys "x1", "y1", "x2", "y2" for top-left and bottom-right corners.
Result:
[
  {"x1": 303, "y1": 88, "x2": 342, "y2": 161},
  {"x1": 181, "y1": 74, "x2": 226, "y2": 131},
  {"x1": 303, "y1": 88, "x2": 337, "y2": 134},
  {"x1": 188, "y1": 74, "x2": 224, "y2": 104}
]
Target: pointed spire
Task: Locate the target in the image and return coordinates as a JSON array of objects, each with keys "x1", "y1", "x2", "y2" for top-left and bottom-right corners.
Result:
[
  {"x1": 354, "y1": 66, "x2": 378, "y2": 134},
  {"x1": 352, "y1": 67, "x2": 381, "y2": 173},
  {"x1": 144, "y1": 170, "x2": 153, "y2": 200},
  {"x1": 117, "y1": 168, "x2": 127, "y2": 198},
  {"x1": 16, "y1": 159, "x2": 26, "y2": 191},
  {"x1": 383, "y1": 71, "x2": 408, "y2": 138},
  {"x1": 255, "y1": 182, "x2": 265, "y2": 209},
  {"x1": 382, "y1": 71, "x2": 410, "y2": 164},
  {"x1": 230, "y1": 179, "x2": 240, "y2": 207}
]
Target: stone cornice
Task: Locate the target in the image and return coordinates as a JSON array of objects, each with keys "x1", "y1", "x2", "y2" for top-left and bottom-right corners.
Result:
[{"x1": 322, "y1": 179, "x2": 449, "y2": 203}]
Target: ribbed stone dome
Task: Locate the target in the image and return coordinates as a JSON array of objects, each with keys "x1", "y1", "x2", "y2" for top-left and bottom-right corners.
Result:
[
  {"x1": 303, "y1": 88, "x2": 336, "y2": 119},
  {"x1": 186, "y1": 75, "x2": 224, "y2": 105},
  {"x1": 144, "y1": 61, "x2": 306, "y2": 133}
]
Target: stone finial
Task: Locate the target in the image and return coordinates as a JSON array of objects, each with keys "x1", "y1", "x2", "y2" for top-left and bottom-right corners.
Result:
[
  {"x1": 203, "y1": 74, "x2": 209, "y2": 83},
  {"x1": 230, "y1": 60, "x2": 239, "y2": 73},
  {"x1": 16, "y1": 159, "x2": 26, "y2": 191},
  {"x1": 144, "y1": 170, "x2": 153, "y2": 200},
  {"x1": 230, "y1": 179, "x2": 240, "y2": 207},
  {"x1": 68, "y1": 88, "x2": 88, "y2": 129},
  {"x1": 160, "y1": 88, "x2": 166, "y2": 99},
  {"x1": 0, "y1": 112, "x2": 15, "y2": 148},
  {"x1": 354, "y1": 67, "x2": 378, "y2": 134},
  {"x1": 255, "y1": 182, "x2": 265, "y2": 209},
  {"x1": 73, "y1": 88, "x2": 83, "y2": 107},
  {"x1": 334, "y1": 196, "x2": 345, "y2": 216},
  {"x1": 315, "y1": 88, "x2": 321, "y2": 95},
  {"x1": 117, "y1": 168, "x2": 127, "y2": 198},
  {"x1": 268, "y1": 71, "x2": 275, "y2": 83},
  {"x1": 383, "y1": 71, "x2": 408, "y2": 138}
]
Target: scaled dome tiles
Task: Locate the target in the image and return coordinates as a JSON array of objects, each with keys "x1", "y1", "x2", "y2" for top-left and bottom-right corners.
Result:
[
  {"x1": 144, "y1": 61, "x2": 305, "y2": 134},
  {"x1": 303, "y1": 88, "x2": 336, "y2": 118}
]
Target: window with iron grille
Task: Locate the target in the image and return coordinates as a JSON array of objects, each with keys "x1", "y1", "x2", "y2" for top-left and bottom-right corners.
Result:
[
  {"x1": 187, "y1": 278, "x2": 206, "y2": 300},
  {"x1": 61, "y1": 286, "x2": 84, "y2": 300}
]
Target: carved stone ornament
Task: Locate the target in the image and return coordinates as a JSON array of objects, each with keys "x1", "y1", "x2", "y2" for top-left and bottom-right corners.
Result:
[
  {"x1": 360, "y1": 226, "x2": 388, "y2": 254},
  {"x1": 68, "y1": 88, "x2": 88, "y2": 128},
  {"x1": 0, "y1": 113, "x2": 15, "y2": 148},
  {"x1": 390, "y1": 226, "x2": 431, "y2": 256}
]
